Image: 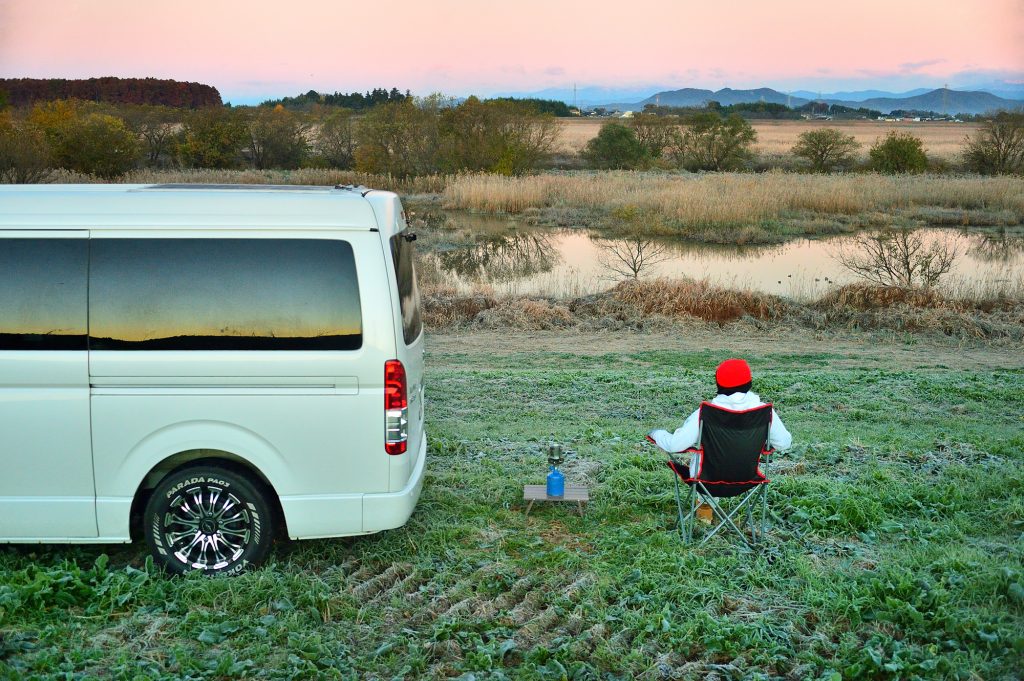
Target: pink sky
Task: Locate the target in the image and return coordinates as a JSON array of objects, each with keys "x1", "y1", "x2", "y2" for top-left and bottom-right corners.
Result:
[{"x1": 1, "y1": 0, "x2": 1021, "y2": 103}]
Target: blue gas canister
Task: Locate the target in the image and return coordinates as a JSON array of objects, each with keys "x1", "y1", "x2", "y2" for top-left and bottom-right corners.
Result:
[{"x1": 546, "y1": 466, "x2": 564, "y2": 497}]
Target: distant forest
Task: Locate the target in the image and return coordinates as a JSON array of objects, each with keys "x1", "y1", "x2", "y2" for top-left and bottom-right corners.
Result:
[
  {"x1": 642, "y1": 101, "x2": 887, "y2": 120},
  {"x1": 260, "y1": 88, "x2": 411, "y2": 110},
  {"x1": 0, "y1": 77, "x2": 222, "y2": 108}
]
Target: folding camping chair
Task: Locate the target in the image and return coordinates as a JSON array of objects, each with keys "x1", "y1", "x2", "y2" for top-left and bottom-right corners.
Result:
[{"x1": 656, "y1": 402, "x2": 775, "y2": 547}]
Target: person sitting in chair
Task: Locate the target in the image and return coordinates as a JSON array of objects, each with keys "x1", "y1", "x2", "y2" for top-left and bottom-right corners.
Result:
[{"x1": 648, "y1": 358, "x2": 792, "y2": 523}]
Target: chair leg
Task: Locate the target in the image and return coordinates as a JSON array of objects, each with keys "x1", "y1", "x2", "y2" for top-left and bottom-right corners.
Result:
[
  {"x1": 673, "y1": 474, "x2": 685, "y2": 540},
  {"x1": 747, "y1": 497, "x2": 756, "y2": 544},
  {"x1": 760, "y1": 483, "x2": 769, "y2": 540},
  {"x1": 697, "y1": 485, "x2": 758, "y2": 548}
]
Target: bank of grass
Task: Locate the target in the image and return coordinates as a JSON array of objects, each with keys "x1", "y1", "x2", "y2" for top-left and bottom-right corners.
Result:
[
  {"x1": 1, "y1": 340, "x2": 1022, "y2": 679},
  {"x1": 442, "y1": 172, "x2": 1024, "y2": 244},
  {"x1": 423, "y1": 279, "x2": 1024, "y2": 341}
]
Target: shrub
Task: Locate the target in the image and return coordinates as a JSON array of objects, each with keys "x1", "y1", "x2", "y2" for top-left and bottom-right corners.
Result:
[
  {"x1": 670, "y1": 112, "x2": 756, "y2": 171},
  {"x1": 868, "y1": 131, "x2": 928, "y2": 173},
  {"x1": 176, "y1": 107, "x2": 248, "y2": 169},
  {"x1": 582, "y1": 123, "x2": 650, "y2": 169},
  {"x1": 246, "y1": 105, "x2": 308, "y2": 169},
  {"x1": 962, "y1": 111, "x2": 1024, "y2": 175},
  {"x1": 0, "y1": 113, "x2": 51, "y2": 183},
  {"x1": 791, "y1": 127, "x2": 860, "y2": 172}
]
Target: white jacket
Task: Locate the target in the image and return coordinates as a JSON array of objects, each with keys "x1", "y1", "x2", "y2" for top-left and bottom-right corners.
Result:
[{"x1": 649, "y1": 391, "x2": 792, "y2": 455}]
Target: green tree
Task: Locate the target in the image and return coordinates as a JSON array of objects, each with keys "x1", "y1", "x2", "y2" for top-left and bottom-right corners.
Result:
[
  {"x1": 29, "y1": 102, "x2": 139, "y2": 177},
  {"x1": 962, "y1": 111, "x2": 1024, "y2": 175},
  {"x1": 246, "y1": 105, "x2": 308, "y2": 169},
  {"x1": 583, "y1": 123, "x2": 651, "y2": 170},
  {"x1": 315, "y1": 108, "x2": 357, "y2": 169},
  {"x1": 59, "y1": 113, "x2": 140, "y2": 177},
  {"x1": 629, "y1": 113, "x2": 679, "y2": 159},
  {"x1": 868, "y1": 131, "x2": 928, "y2": 173},
  {"x1": 355, "y1": 98, "x2": 439, "y2": 177},
  {"x1": 123, "y1": 105, "x2": 179, "y2": 167},
  {"x1": 671, "y1": 112, "x2": 756, "y2": 171},
  {"x1": 176, "y1": 107, "x2": 248, "y2": 169},
  {"x1": 791, "y1": 127, "x2": 861, "y2": 172},
  {"x1": 437, "y1": 97, "x2": 557, "y2": 175},
  {"x1": 0, "y1": 113, "x2": 52, "y2": 183}
]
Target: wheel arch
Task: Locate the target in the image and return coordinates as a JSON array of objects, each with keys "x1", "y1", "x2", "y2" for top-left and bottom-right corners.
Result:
[{"x1": 128, "y1": 448, "x2": 287, "y2": 541}]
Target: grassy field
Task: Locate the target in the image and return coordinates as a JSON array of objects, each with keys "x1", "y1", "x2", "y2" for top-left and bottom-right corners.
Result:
[
  {"x1": 1, "y1": 331, "x2": 1022, "y2": 679},
  {"x1": 440, "y1": 172, "x2": 1024, "y2": 243},
  {"x1": 555, "y1": 119, "x2": 982, "y2": 163}
]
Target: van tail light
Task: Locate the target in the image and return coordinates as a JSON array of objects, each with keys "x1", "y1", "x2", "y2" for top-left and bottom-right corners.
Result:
[{"x1": 385, "y1": 360, "x2": 408, "y2": 455}]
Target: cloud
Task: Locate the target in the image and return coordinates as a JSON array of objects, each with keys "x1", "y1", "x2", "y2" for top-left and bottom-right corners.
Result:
[
  {"x1": 543, "y1": 66, "x2": 565, "y2": 76},
  {"x1": 898, "y1": 58, "x2": 947, "y2": 73}
]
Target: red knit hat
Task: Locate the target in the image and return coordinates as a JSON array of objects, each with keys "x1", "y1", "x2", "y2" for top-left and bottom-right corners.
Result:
[{"x1": 716, "y1": 358, "x2": 752, "y2": 389}]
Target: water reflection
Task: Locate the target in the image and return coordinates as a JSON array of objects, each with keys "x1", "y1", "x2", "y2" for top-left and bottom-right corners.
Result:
[
  {"x1": 436, "y1": 232, "x2": 558, "y2": 282},
  {"x1": 420, "y1": 212, "x2": 1024, "y2": 298},
  {"x1": 968, "y1": 231, "x2": 1024, "y2": 263},
  {"x1": 591, "y1": 236, "x2": 671, "y2": 280}
]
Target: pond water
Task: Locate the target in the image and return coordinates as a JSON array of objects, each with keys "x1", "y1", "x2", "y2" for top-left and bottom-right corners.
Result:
[{"x1": 419, "y1": 213, "x2": 1024, "y2": 299}]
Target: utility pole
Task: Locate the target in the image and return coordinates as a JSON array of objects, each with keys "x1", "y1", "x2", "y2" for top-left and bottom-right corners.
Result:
[{"x1": 942, "y1": 83, "x2": 948, "y2": 117}]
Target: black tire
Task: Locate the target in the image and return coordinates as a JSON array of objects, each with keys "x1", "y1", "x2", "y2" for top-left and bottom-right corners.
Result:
[{"x1": 144, "y1": 464, "x2": 273, "y2": 576}]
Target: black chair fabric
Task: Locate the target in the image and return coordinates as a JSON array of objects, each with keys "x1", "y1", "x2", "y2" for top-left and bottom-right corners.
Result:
[{"x1": 668, "y1": 403, "x2": 771, "y2": 498}]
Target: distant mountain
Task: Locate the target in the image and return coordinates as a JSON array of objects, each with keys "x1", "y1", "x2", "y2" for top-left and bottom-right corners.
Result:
[
  {"x1": 790, "y1": 88, "x2": 932, "y2": 102},
  {"x1": 597, "y1": 86, "x2": 1022, "y2": 116},
  {"x1": 490, "y1": 85, "x2": 666, "y2": 108},
  {"x1": 836, "y1": 88, "x2": 1022, "y2": 115}
]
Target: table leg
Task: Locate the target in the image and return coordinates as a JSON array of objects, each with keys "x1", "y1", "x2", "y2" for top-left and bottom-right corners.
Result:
[{"x1": 525, "y1": 500, "x2": 534, "y2": 516}]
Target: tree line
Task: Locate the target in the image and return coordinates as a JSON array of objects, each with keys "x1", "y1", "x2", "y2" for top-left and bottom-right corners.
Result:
[
  {"x1": 2, "y1": 96, "x2": 1022, "y2": 182},
  {"x1": 0, "y1": 95, "x2": 560, "y2": 180},
  {"x1": 583, "y1": 111, "x2": 1024, "y2": 175},
  {"x1": 0, "y1": 78, "x2": 222, "y2": 108}
]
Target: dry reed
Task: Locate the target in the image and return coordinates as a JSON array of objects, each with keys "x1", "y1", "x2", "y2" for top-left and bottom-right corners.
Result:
[
  {"x1": 52, "y1": 168, "x2": 451, "y2": 194},
  {"x1": 443, "y1": 172, "x2": 1024, "y2": 231},
  {"x1": 423, "y1": 278, "x2": 1023, "y2": 340}
]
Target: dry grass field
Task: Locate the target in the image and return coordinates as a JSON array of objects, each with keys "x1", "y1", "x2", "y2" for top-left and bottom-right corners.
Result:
[
  {"x1": 443, "y1": 172, "x2": 1023, "y2": 225},
  {"x1": 556, "y1": 118, "x2": 982, "y2": 162}
]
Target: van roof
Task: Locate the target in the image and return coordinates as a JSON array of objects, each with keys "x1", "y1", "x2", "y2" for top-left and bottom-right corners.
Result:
[{"x1": 0, "y1": 184, "x2": 405, "y2": 233}]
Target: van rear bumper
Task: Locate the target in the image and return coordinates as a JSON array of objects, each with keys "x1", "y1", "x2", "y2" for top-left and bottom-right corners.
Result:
[{"x1": 362, "y1": 431, "x2": 427, "y2": 533}]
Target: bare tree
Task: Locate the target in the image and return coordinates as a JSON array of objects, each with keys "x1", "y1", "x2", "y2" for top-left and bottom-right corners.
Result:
[
  {"x1": 594, "y1": 237, "x2": 672, "y2": 280},
  {"x1": 836, "y1": 230, "x2": 959, "y2": 288}
]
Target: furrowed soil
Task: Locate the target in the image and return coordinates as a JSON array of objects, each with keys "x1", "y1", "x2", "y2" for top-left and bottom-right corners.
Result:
[{"x1": 1, "y1": 329, "x2": 1022, "y2": 679}]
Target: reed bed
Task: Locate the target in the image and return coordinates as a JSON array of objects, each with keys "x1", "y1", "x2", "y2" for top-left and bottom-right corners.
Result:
[
  {"x1": 52, "y1": 168, "x2": 451, "y2": 194},
  {"x1": 443, "y1": 172, "x2": 1024, "y2": 228}
]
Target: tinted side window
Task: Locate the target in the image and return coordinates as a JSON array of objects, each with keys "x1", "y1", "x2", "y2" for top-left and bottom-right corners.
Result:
[
  {"x1": 390, "y1": 233, "x2": 422, "y2": 345},
  {"x1": 90, "y1": 238, "x2": 362, "y2": 350},
  {"x1": 0, "y1": 238, "x2": 87, "y2": 350}
]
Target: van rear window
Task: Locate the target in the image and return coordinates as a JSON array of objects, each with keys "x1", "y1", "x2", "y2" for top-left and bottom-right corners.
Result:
[
  {"x1": 90, "y1": 238, "x2": 362, "y2": 351},
  {"x1": 0, "y1": 238, "x2": 87, "y2": 350},
  {"x1": 390, "y1": 233, "x2": 422, "y2": 345}
]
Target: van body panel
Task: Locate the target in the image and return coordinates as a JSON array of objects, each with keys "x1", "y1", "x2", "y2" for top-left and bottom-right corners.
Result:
[
  {"x1": 0, "y1": 230, "x2": 95, "y2": 539},
  {"x1": 367, "y1": 194, "x2": 427, "y2": 493},
  {"x1": 363, "y1": 431, "x2": 427, "y2": 532},
  {"x1": 0, "y1": 185, "x2": 426, "y2": 547}
]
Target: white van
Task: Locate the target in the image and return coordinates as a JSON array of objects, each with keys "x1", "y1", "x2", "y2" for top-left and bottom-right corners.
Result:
[{"x1": 0, "y1": 184, "x2": 426, "y2": 575}]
